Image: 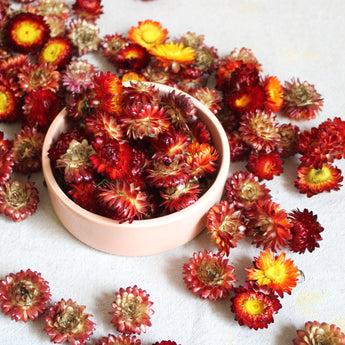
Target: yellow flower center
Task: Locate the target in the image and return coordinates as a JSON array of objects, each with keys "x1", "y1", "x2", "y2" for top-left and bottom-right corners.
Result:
[
  {"x1": 307, "y1": 166, "x2": 332, "y2": 184},
  {"x1": 42, "y1": 43, "x2": 62, "y2": 63},
  {"x1": 0, "y1": 91, "x2": 8, "y2": 111},
  {"x1": 15, "y1": 22, "x2": 41, "y2": 44},
  {"x1": 244, "y1": 299, "x2": 264, "y2": 315},
  {"x1": 125, "y1": 51, "x2": 139, "y2": 59},
  {"x1": 264, "y1": 264, "x2": 283, "y2": 281},
  {"x1": 142, "y1": 29, "x2": 160, "y2": 44},
  {"x1": 235, "y1": 94, "x2": 251, "y2": 108}
]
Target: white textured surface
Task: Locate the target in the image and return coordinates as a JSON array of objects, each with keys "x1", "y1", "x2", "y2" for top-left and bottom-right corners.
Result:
[{"x1": 1, "y1": 1, "x2": 345, "y2": 344}]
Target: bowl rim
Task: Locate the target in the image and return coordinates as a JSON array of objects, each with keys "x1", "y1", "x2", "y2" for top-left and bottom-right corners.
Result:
[{"x1": 42, "y1": 82, "x2": 230, "y2": 229}]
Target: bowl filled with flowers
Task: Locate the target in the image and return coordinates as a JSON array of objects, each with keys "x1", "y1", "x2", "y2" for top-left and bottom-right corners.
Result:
[{"x1": 42, "y1": 79, "x2": 230, "y2": 256}]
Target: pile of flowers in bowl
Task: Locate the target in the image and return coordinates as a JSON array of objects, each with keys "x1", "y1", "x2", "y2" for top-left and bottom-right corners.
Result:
[{"x1": 0, "y1": 0, "x2": 345, "y2": 343}]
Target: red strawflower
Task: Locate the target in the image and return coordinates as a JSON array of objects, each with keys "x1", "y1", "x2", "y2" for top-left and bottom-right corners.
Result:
[
  {"x1": 190, "y1": 118, "x2": 212, "y2": 144},
  {"x1": 206, "y1": 200, "x2": 246, "y2": 256},
  {"x1": 0, "y1": 82, "x2": 20, "y2": 122},
  {"x1": 97, "y1": 179, "x2": 151, "y2": 223},
  {"x1": 281, "y1": 78, "x2": 323, "y2": 120},
  {"x1": 225, "y1": 171, "x2": 272, "y2": 210},
  {"x1": 95, "y1": 334, "x2": 141, "y2": 345},
  {"x1": 294, "y1": 163, "x2": 343, "y2": 197},
  {"x1": 185, "y1": 142, "x2": 218, "y2": 179},
  {"x1": 114, "y1": 43, "x2": 150, "y2": 73},
  {"x1": 288, "y1": 208, "x2": 324, "y2": 253},
  {"x1": 5, "y1": 12, "x2": 50, "y2": 53},
  {"x1": 0, "y1": 54, "x2": 28, "y2": 79},
  {"x1": 182, "y1": 250, "x2": 237, "y2": 300},
  {"x1": 12, "y1": 126, "x2": 45, "y2": 174},
  {"x1": 160, "y1": 180, "x2": 201, "y2": 212},
  {"x1": 90, "y1": 138, "x2": 146, "y2": 181},
  {"x1": 246, "y1": 200, "x2": 292, "y2": 252},
  {"x1": 57, "y1": 139, "x2": 95, "y2": 184},
  {"x1": 0, "y1": 131, "x2": 12, "y2": 152},
  {"x1": 48, "y1": 127, "x2": 86, "y2": 168},
  {"x1": 44, "y1": 298, "x2": 95, "y2": 345},
  {"x1": 226, "y1": 130, "x2": 251, "y2": 162},
  {"x1": 68, "y1": 180, "x2": 98, "y2": 213},
  {"x1": 239, "y1": 110, "x2": 281, "y2": 153},
  {"x1": 91, "y1": 71, "x2": 123, "y2": 115},
  {"x1": 146, "y1": 157, "x2": 192, "y2": 188},
  {"x1": 109, "y1": 285, "x2": 154, "y2": 335},
  {"x1": 246, "y1": 151, "x2": 283, "y2": 181},
  {"x1": 0, "y1": 180, "x2": 39, "y2": 222},
  {"x1": 37, "y1": 36, "x2": 73, "y2": 69},
  {"x1": 293, "y1": 321, "x2": 345, "y2": 345},
  {"x1": 65, "y1": 91, "x2": 93, "y2": 121},
  {"x1": 0, "y1": 269, "x2": 51, "y2": 322},
  {"x1": 231, "y1": 281, "x2": 282, "y2": 330},
  {"x1": 246, "y1": 249, "x2": 300, "y2": 298},
  {"x1": 18, "y1": 62, "x2": 61, "y2": 93},
  {"x1": 153, "y1": 342, "x2": 179, "y2": 345},
  {"x1": 0, "y1": 147, "x2": 14, "y2": 185},
  {"x1": 223, "y1": 47, "x2": 262, "y2": 72},
  {"x1": 22, "y1": 88, "x2": 62, "y2": 132},
  {"x1": 188, "y1": 87, "x2": 222, "y2": 115},
  {"x1": 85, "y1": 111, "x2": 125, "y2": 141},
  {"x1": 120, "y1": 103, "x2": 170, "y2": 139},
  {"x1": 277, "y1": 123, "x2": 300, "y2": 157},
  {"x1": 72, "y1": 0, "x2": 103, "y2": 21},
  {"x1": 121, "y1": 81, "x2": 160, "y2": 107}
]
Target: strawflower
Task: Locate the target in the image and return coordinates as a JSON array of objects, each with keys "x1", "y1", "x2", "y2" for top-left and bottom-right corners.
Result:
[
  {"x1": 0, "y1": 269, "x2": 51, "y2": 322},
  {"x1": 95, "y1": 334, "x2": 141, "y2": 345},
  {"x1": 246, "y1": 249, "x2": 300, "y2": 297},
  {"x1": 293, "y1": 321, "x2": 345, "y2": 345},
  {"x1": 109, "y1": 285, "x2": 154, "y2": 335},
  {"x1": 182, "y1": 250, "x2": 236, "y2": 300}
]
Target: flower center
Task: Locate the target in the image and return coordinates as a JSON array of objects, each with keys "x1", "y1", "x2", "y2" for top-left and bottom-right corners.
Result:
[
  {"x1": 198, "y1": 262, "x2": 222, "y2": 286},
  {"x1": 15, "y1": 22, "x2": 41, "y2": 44},
  {"x1": 244, "y1": 298, "x2": 264, "y2": 315},
  {"x1": 235, "y1": 94, "x2": 251, "y2": 108},
  {"x1": 13, "y1": 281, "x2": 37, "y2": 306},
  {"x1": 142, "y1": 29, "x2": 159, "y2": 44},
  {"x1": 0, "y1": 91, "x2": 8, "y2": 111},
  {"x1": 43, "y1": 43, "x2": 62, "y2": 63},
  {"x1": 125, "y1": 51, "x2": 139, "y2": 59},
  {"x1": 57, "y1": 307, "x2": 80, "y2": 330},
  {"x1": 307, "y1": 166, "x2": 332, "y2": 184},
  {"x1": 264, "y1": 264, "x2": 283, "y2": 281}
]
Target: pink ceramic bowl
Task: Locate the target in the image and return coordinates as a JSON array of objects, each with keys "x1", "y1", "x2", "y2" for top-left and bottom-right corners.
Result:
[{"x1": 42, "y1": 83, "x2": 230, "y2": 256}]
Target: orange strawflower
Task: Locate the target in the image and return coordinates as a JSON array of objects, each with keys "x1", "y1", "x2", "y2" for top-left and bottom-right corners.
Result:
[
  {"x1": 129, "y1": 20, "x2": 168, "y2": 49},
  {"x1": 295, "y1": 163, "x2": 343, "y2": 197},
  {"x1": 246, "y1": 249, "x2": 300, "y2": 297},
  {"x1": 263, "y1": 75, "x2": 283, "y2": 113}
]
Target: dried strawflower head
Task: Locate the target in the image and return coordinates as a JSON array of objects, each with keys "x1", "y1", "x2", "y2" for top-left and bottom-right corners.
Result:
[
  {"x1": 239, "y1": 110, "x2": 281, "y2": 153},
  {"x1": 57, "y1": 139, "x2": 95, "y2": 184},
  {"x1": 121, "y1": 72, "x2": 146, "y2": 83},
  {"x1": 293, "y1": 321, "x2": 345, "y2": 345},
  {"x1": 0, "y1": 54, "x2": 28, "y2": 79},
  {"x1": 0, "y1": 269, "x2": 51, "y2": 322},
  {"x1": 288, "y1": 208, "x2": 324, "y2": 253},
  {"x1": 109, "y1": 285, "x2": 154, "y2": 335},
  {"x1": 44, "y1": 298, "x2": 95, "y2": 345},
  {"x1": 120, "y1": 103, "x2": 170, "y2": 140},
  {"x1": 12, "y1": 126, "x2": 45, "y2": 174},
  {"x1": 188, "y1": 87, "x2": 222, "y2": 115},
  {"x1": 97, "y1": 180, "x2": 151, "y2": 223},
  {"x1": 246, "y1": 249, "x2": 300, "y2": 297},
  {"x1": 246, "y1": 151, "x2": 284, "y2": 181},
  {"x1": 29, "y1": 0, "x2": 71, "y2": 21},
  {"x1": 114, "y1": 43, "x2": 150, "y2": 73},
  {"x1": 129, "y1": 19, "x2": 168, "y2": 49},
  {"x1": 5, "y1": 12, "x2": 50, "y2": 53},
  {"x1": 225, "y1": 171, "x2": 272, "y2": 210},
  {"x1": 0, "y1": 82, "x2": 20, "y2": 122},
  {"x1": 37, "y1": 36, "x2": 73, "y2": 69},
  {"x1": 294, "y1": 163, "x2": 343, "y2": 197},
  {"x1": 231, "y1": 281, "x2": 282, "y2": 330},
  {"x1": 206, "y1": 200, "x2": 246, "y2": 256},
  {"x1": 18, "y1": 62, "x2": 61, "y2": 93},
  {"x1": 223, "y1": 47, "x2": 262, "y2": 71},
  {"x1": 62, "y1": 59, "x2": 98, "y2": 93},
  {"x1": 68, "y1": 17, "x2": 101, "y2": 56},
  {"x1": 72, "y1": 0, "x2": 103, "y2": 21},
  {"x1": 95, "y1": 334, "x2": 142, "y2": 345},
  {"x1": 149, "y1": 41, "x2": 196, "y2": 73},
  {"x1": 246, "y1": 200, "x2": 292, "y2": 252},
  {"x1": 22, "y1": 88, "x2": 62, "y2": 131},
  {"x1": 0, "y1": 180, "x2": 39, "y2": 222},
  {"x1": 281, "y1": 78, "x2": 323, "y2": 120},
  {"x1": 263, "y1": 75, "x2": 283, "y2": 113},
  {"x1": 101, "y1": 33, "x2": 129, "y2": 64},
  {"x1": 182, "y1": 250, "x2": 237, "y2": 301},
  {"x1": 68, "y1": 180, "x2": 98, "y2": 213},
  {"x1": 226, "y1": 131, "x2": 251, "y2": 162},
  {"x1": 121, "y1": 81, "x2": 160, "y2": 106}
]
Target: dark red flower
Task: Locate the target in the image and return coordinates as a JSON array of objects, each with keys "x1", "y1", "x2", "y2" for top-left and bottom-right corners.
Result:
[
  {"x1": 72, "y1": 0, "x2": 104, "y2": 21},
  {"x1": 114, "y1": 43, "x2": 150, "y2": 73}
]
